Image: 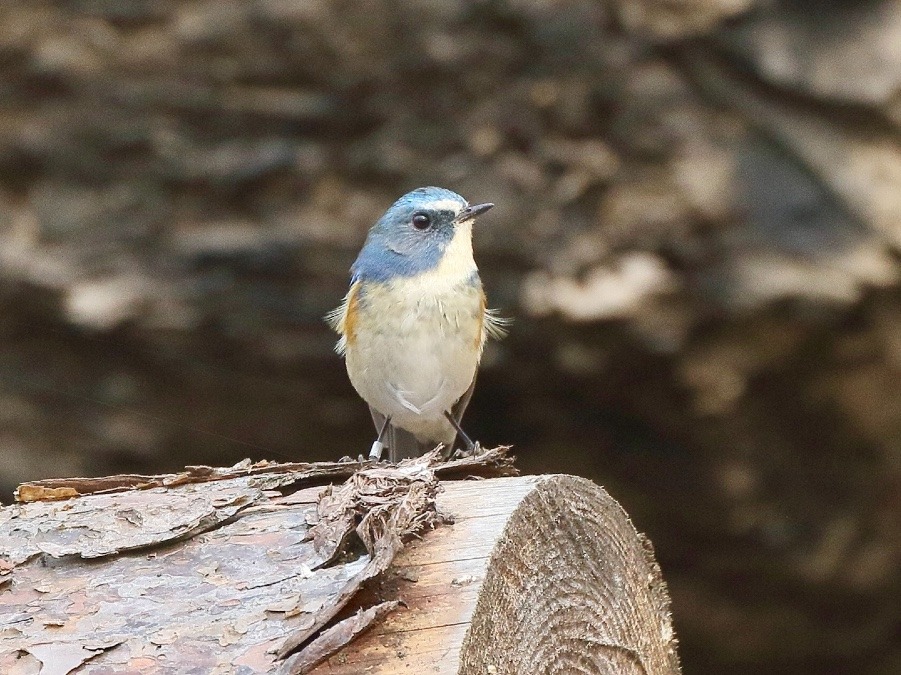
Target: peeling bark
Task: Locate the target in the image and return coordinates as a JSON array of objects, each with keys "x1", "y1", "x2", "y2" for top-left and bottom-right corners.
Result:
[{"x1": 0, "y1": 450, "x2": 519, "y2": 673}]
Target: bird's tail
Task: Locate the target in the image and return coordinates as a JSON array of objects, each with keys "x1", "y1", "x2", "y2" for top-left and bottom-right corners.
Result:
[
  {"x1": 386, "y1": 424, "x2": 437, "y2": 462},
  {"x1": 368, "y1": 407, "x2": 443, "y2": 462}
]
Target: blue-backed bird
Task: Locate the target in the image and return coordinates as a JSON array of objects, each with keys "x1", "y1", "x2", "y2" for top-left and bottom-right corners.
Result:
[{"x1": 327, "y1": 187, "x2": 506, "y2": 462}]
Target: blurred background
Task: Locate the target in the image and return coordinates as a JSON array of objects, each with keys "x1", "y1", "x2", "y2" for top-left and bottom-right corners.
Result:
[{"x1": 1, "y1": 0, "x2": 899, "y2": 672}]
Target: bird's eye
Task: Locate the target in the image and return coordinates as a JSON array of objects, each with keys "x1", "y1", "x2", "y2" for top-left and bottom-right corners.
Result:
[{"x1": 412, "y1": 212, "x2": 431, "y2": 230}]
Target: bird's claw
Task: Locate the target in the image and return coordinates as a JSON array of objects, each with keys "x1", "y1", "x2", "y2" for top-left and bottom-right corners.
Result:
[{"x1": 451, "y1": 441, "x2": 483, "y2": 459}]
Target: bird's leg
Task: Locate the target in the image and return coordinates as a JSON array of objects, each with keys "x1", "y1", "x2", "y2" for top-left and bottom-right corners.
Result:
[
  {"x1": 443, "y1": 410, "x2": 478, "y2": 455},
  {"x1": 369, "y1": 416, "x2": 391, "y2": 461}
]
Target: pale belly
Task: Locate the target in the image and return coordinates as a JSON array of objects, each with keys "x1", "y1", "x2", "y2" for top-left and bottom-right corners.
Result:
[{"x1": 345, "y1": 282, "x2": 484, "y2": 442}]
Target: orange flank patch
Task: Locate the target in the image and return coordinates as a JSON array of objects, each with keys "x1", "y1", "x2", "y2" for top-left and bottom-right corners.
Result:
[
  {"x1": 342, "y1": 281, "x2": 361, "y2": 348},
  {"x1": 325, "y1": 281, "x2": 362, "y2": 355}
]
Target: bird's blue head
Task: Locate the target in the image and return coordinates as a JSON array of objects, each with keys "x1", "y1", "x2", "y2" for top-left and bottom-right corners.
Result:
[{"x1": 351, "y1": 187, "x2": 494, "y2": 283}]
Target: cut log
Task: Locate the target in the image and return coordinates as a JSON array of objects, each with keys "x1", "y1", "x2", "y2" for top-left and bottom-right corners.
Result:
[
  {"x1": 319, "y1": 475, "x2": 680, "y2": 675},
  {"x1": 0, "y1": 454, "x2": 680, "y2": 674}
]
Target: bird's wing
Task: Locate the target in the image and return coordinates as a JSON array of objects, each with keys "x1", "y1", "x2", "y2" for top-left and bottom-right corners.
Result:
[{"x1": 451, "y1": 374, "x2": 477, "y2": 424}]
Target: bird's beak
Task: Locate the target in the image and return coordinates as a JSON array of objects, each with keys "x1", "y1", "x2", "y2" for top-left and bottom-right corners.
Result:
[{"x1": 454, "y1": 202, "x2": 494, "y2": 224}]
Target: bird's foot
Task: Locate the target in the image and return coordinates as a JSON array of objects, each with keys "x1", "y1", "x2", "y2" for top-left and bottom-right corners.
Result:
[
  {"x1": 443, "y1": 410, "x2": 479, "y2": 456},
  {"x1": 451, "y1": 441, "x2": 483, "y2": 459}
]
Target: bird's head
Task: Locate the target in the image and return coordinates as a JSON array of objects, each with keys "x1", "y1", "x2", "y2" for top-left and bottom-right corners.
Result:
[{"x1": 351, "y1": 187, "x2": 494, "y2": 282}]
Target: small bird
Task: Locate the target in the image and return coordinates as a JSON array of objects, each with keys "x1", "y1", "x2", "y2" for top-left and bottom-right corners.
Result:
[{"x1": 327, "y1": 186, "x2": 506, "y2": 462}]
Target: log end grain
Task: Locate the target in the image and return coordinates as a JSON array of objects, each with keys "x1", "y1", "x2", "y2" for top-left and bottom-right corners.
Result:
[{"x1": 459, "y1": 475, "x2": 680, "y2": 675}]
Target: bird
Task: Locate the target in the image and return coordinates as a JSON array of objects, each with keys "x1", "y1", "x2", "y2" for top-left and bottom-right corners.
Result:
[{"x1": 327, "y1": 186, "x2": 506, "y2": 462}]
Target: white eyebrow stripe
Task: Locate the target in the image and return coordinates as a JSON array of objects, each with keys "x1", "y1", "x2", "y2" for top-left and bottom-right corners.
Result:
[{"x1": 421, "y1": 198, "x2": 466, "y2": 213}]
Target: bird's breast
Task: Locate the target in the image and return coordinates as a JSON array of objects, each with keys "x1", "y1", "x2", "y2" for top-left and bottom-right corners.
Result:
[
  {"x1": 354, "y1": 274, "x2": 485, "y2": 344},
  {"x1": 344, "y1": 274, "x2": 485, "y2": 424}
]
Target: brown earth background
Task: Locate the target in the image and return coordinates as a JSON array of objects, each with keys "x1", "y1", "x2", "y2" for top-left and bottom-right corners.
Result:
[{"x1": 1, "y1": 1, "x2": 899, "y2": 673}]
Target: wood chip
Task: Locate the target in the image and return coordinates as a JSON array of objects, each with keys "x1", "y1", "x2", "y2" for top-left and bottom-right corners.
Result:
[{"x1": 278, "y1": 601, "x2": 401, "y2": 675}]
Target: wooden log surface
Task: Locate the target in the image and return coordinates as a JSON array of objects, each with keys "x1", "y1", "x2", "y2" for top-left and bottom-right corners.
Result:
[{"x1": 1, "y1": 454, "x2": 680, "y2": 674}]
